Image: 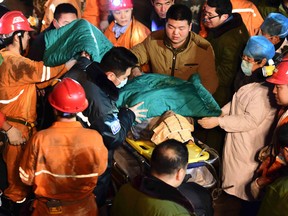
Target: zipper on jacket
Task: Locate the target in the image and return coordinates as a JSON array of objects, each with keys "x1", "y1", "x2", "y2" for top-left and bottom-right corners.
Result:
[{"x1": 171, "y1": 51, "x2": 177, "y2": 77}]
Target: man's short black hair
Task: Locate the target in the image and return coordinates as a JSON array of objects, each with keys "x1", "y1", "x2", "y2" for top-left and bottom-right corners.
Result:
[
  {"x1": 166, "y1": 4, "x2": 192, "y2": 25},
  {"x1": 206, "y1": 0, "x2": 232, "y2": 16},
  {"x1": 100, "y1": 47, "x2": 138, "y2": 76},
  {"x1": 54, "y1": 3, "x2": 78, "y2": 20},
  {"x1": 151, "y1": 139, "x2": 188, "y2": 175}
]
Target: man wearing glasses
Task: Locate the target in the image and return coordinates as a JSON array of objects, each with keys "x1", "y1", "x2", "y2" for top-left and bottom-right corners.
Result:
[{"x1": 195, "y1": 0, "x2": 249, "y2": 155}]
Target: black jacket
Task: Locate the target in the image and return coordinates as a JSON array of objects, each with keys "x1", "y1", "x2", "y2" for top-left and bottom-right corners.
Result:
[{"x1": 64, "y1": 57, "x2": 135, "y2": 150}]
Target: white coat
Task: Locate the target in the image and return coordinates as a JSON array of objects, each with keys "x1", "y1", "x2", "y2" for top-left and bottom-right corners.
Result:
[{"x1": 219, "y1": 82, "x2": 276, "y2": 200}]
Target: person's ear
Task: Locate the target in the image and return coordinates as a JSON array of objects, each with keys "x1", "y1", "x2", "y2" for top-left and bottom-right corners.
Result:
[
  {"x1": 106, "y1": 71, "x2": 116, "y2": 81},
  {"x1": 176, "y1": 168, "x2": 186, "y2": 181},
  {"x1": 189, "y1": 23, "x2": 192, "y2": 31},
  {"x1": 251, "y1": 58, "x2": 267, "y2": 72},
  {"x1": 52, "y1": 19, "x2": 60, "y2": 29},
  {"x1": 271, "y1": 35, "x2": 280, "y2": 44},
  {"x1": 259, "y1": 58, "x2": 267, "y2": 67},
  {"x1": 13, "y1": 34, "x2": 19, "y2": 42},
  {"x1": 220, "y1": 14, "x2": 229, "y2": 21},
  {"x1": 13, "y1": 32, "x2": 22, "y2": 43}
]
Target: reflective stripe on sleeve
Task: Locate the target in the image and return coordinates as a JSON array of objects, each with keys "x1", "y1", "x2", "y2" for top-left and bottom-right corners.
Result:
[
  {"x1": 19, "y1": 166, "x2": 30, "y2": 182},
  {"x1": 35, "y1": 169, "x2": 99, "y2": 178},
  {"x1": 41, "y1": 66, "x2": 51, "y2": 82},
  {"x1": 0, "y1": 89, "x2": 24, "y2": 104}
]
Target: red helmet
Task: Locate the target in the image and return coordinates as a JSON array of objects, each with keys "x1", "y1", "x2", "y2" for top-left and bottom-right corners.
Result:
[
  {"x1": 109, "y1": 0, "x2": 133, "y2": 11},
  {"x1": 48, "y1": 78, "x2": 88, "y2": 113},
  {"x1": 266, "y1": 59, "x2": 288, "y2": 85},
  {"x1": 0, "y1": 11, "x2": 33, "y2": 35}
]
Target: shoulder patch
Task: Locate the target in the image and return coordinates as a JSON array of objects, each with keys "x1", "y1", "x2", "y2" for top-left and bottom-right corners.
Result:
[{"x1": 105, "y1": 116, "x2": 121, "y2": 135}]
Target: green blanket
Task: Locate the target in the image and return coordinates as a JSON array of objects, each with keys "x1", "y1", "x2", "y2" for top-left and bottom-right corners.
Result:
[
  {"x1": 44, "y1": 19, "x2": 113, "y2": 66},
  {"x1": 116, "y1": 74, "x2": 221, "y2": 120}
]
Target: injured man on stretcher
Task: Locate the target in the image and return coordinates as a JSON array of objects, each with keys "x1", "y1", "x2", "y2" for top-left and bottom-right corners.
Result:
[{"x1": 111, "y1": 73, "x2": 221, "y2": 215}]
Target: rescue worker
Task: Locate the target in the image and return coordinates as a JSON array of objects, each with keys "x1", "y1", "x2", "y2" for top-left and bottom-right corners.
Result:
[
  {"x1": 150, "y1": 0, "x2": 174, "y2": 31},
  {"x1": 19, "y1": 78, "x2": 108, "y2": 215},
  {"x1": 111, "y1": 139, "x2": 196, "y2": 216},
  {"x1": 231, "y1": 0, "x2": 263, "y2": 36},
  {"x1": 104, "y1": 0, "x2": 151, "y2": 49},
  {"x1": 64, "y1": 47, "x2": 148, "y2": 207},
  {"x1": 196, "y1": 0, "x2": 250, "y2": 155},
  {"x1": 40, "y1": 0, "x2": 109, "y2": 32},
  {"x1": 198, "y1": 36, "x2": 277, "y2": 214},
  {"x1": 39, "y1": 0, "x2": 81, "y2": 32},
  {"x1": 250, "y1": 58, "x2": 288, "y2": 201},
  {"x1": 131, "y1": 4, "x2": 218, "y2": 94},
  {"x1": 260, "y1": 13, "x2": 288, "y2": 56},
  {"x1": 267, "y1": 58, "x2": 288, "y2": 127},
  {"x1": 0, "y1": 11, "x2": 75, "y2": 214},
  {"x1": 28, "y1": 3, "x2": 78, "y2": 61},
  {"x1": 256, "y1": 123, "x2": 288, "y2": 216}
]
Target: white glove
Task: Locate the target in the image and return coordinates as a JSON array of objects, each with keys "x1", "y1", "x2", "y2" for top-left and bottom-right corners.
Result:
[{"x1": 6, "y1": 126, "x2": 26, "y2": 145}]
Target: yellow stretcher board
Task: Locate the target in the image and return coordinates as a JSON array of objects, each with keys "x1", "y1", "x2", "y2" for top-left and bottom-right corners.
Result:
[{"x1": 125, "y1": 138, "x2": 210, "y2": 163}]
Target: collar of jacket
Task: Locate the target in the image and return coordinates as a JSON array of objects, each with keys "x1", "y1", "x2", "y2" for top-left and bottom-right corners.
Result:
[
  {"x1": 132, "y1": 174, "x2": 195, "y2": 214},
  {"x1": 208, "y1": 13, "x2": 244, "y2": 38},
  {"x1": 85, "y1": 62, "x2": 119, "y2": 101},
  {"x1": 164, "y1": 32, "x2": 191, "y2": 54}
]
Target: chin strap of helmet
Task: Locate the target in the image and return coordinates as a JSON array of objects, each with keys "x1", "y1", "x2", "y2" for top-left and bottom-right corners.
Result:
[{"x1": 17, "y1": 32, "x2": 24, "y2": 55}]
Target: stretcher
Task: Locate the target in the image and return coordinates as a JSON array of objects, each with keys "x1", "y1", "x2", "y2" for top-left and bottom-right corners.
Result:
[
  {"x1": 112, "y1": 138, "x2": 220, "y2": 191},
  {"x1": 125, "y1": 138, "x2": 210, "y2": 164}
]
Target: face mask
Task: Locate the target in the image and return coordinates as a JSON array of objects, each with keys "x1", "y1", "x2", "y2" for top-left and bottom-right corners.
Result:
[
  {"x1": 241, "y1": 60, "x2": 253, "y2": 76},
  {"x1": 116, "y1": 77, "x2": 128, "y2": 88}
]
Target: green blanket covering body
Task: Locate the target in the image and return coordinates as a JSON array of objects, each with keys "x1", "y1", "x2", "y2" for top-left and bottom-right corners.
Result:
[
  {"x1": 44, "y1": 19, "x2": 113, "y2": 66},
  {"x1": 116, "y1": 74, "x2": 221, "y2": 120}
]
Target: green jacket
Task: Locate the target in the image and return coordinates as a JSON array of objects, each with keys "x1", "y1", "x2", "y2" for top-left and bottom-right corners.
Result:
[
  {"x1": 206, "y1": 13, "x2": 249, "y2": 107},
  {"x1": 111, "y1": 176, "x2": 195, "y2": 216},
  {"x1": 257, "y1": 176, "x2": 288, "y2": 216},
  {"x1": 258, "y1": 0, "x2": 288, "y2": 18},
  {"x1": 131, "y1": 30, "x2": 218, "y2": 94}
]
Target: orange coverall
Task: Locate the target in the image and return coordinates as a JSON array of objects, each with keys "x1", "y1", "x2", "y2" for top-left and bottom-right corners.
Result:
[
  {"x1": 231, "y1": 0, "x2": 264, "y2": 36},
  {"x1": 41, "y1": 0, "x2": 109, "y2": 31},
  {"x1": 0, "y1": 49, "x2": 67, "y2": 202},
  {"x1": 19, "y1": 121, "x2": 108, "y2": 216},
  {"x1": 104, "y1": 17, "x2": 151, "y2": 49}
]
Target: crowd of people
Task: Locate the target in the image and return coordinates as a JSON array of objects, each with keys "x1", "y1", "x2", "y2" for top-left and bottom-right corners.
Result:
[{"x1": 0, "y1": 0, "x2": 287, "y2": 215}]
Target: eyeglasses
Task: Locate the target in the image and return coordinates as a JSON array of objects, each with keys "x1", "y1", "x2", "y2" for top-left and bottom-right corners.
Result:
[{"x1": 204, "y1": 13, "x2": 219, "y2": 20}]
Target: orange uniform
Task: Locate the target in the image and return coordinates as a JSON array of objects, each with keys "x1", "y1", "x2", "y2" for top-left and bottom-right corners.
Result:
[
  {"x1": 0, "y1": 49, "x2": 67, "y2": 202},
  {"x1": 231, "y1": 0, "x2": 264, "y2": 36},
  {"x1": 104, "y1": 17, "x2": 151, "y2": 49},
  {"x1": 19, "y1": 121, "x2": 108, "y2": 216},
  {"x1": 41, "y1": 0, "x2": 82, "y2": 31},
  {"x1": 41, "y1": 0, "x2": 109, "y2": 31},
  {"x1": 81, "y1": 0, "x2": 109, "y2": 28}
]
